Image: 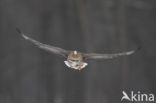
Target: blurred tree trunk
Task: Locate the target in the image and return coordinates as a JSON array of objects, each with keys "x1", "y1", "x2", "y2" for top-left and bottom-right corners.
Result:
[{"x1": 117, "y1": 0, "x2": 129, "y2": 89}]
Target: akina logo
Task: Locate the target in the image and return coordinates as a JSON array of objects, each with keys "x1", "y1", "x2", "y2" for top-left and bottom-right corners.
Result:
[{"x1": 121, "y1": 91, "x2": 155, "y2": 102}]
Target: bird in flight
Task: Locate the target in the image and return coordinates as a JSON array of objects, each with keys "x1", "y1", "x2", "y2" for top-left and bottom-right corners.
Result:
[{"x1": 16, "y1": 28, "x2": 137, "y2": 71}]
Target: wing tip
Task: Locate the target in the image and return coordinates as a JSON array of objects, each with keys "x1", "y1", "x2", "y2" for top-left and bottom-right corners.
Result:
[
  {"x1": 136, "y1": 46, "x2": 141, "y2": 51},
  {"x1": 16, "y1": 28, "x2": 22, "y2": 34},
  {"x1": 127, "y1": 46, "x2": 141, "y2": 55},
  {"x1": 22, "y1": 34, "x2": 29, "y2": 40},
  {"x1": 126, "y1": 50, "x2": 135, "y2": 55},
  {"x1": 16, "y1": 28, "x2": 29, "y2": 40}
]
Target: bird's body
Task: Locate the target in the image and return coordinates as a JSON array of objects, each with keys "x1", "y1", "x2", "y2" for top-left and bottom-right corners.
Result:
[
  {"x1": 65, "y1": 51, "x2": 88, "y2": 70},
  {"x1": 16, "y1": 28, "x2": 138, "y2": 70}
]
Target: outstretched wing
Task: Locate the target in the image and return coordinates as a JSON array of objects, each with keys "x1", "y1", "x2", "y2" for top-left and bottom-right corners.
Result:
[
  {"x1": 16, "y1": 28, "x2": 69, "y2": 57},
  {"x1": 83, "y1": 48, "x2": 138, "y2": 60}
]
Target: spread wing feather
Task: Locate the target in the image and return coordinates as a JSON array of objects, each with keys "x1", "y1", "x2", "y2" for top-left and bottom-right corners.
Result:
[
  {"x1": 83, "y1": 49, "x2": 137, "y2": 60},
  {"x1": 16, "y1": 28, "x2": 69, "y2": 57}
]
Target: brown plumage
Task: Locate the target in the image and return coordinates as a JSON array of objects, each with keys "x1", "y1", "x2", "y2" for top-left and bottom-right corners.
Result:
[{"x1": 68, "y1": 51, "x2": 83, "y2": 61}]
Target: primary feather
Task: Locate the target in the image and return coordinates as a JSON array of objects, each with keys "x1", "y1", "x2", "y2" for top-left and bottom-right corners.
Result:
[
  {"x1": 83, "y1": 49, "x2": 136, "y2": 60},
  {"x1": 16, "y1": 28, "x2": 69, "y2": 57}
]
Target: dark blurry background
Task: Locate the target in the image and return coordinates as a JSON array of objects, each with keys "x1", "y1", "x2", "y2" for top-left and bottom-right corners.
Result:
[{"x1": 0, "y1": 0, "x2": 156, "y2": 103}]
